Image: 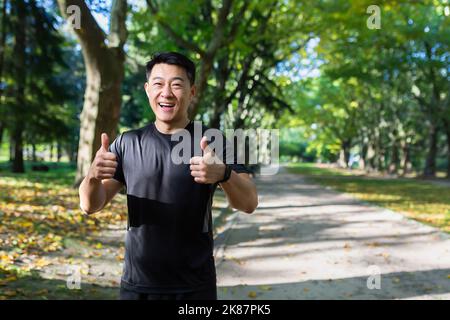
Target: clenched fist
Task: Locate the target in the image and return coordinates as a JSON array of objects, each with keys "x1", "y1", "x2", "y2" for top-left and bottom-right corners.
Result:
[
  {"x1": 190, "y1": 136, "x2": 226, "y2": 184},
  {"x1": 88, "y1": 133, "x2": 118, "y2": 181}
]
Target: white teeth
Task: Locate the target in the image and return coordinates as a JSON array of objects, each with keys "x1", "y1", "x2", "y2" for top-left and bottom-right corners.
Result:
[{"x1": 159, "y1": 103, "x2": 175, "y2": 108}]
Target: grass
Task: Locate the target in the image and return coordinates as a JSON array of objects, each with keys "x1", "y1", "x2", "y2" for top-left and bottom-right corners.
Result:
[{"x1": 286, "y1": 163, "x2": 450, "y2": 233}]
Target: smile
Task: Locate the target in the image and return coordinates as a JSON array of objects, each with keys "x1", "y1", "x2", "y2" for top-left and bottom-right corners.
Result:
[{"x1": 159, "y1": 103, "x2": 175, "y2": 108}]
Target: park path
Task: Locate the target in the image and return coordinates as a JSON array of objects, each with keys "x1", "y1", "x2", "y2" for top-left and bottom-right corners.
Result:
[{"x1": 215, "y1": 169, "x2": 450, "y2": 300}]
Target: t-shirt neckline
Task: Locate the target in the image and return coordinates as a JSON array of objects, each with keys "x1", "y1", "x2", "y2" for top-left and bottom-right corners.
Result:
[{"x1": 153, "y1": 120, "x2": 193, "y2": 137}]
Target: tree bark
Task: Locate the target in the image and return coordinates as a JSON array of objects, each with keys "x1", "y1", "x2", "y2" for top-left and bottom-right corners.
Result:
[
  {"x1": 9, "y1": 134, "x2": 13, "y2": 162},
  {"x1": 11, "y1": 0, "x2": 26, "y2": 173},
  {"x1": 401, "y1": 142, "x2": 411, "y2": 176},
  {"x1": 0, "y1": 1, "x2": 7, "y2": 148},
  {"x1": 423, "y1": 123, "x2": 438, "y2": 177},
  {"x1": 444, "y1": 119, "x2": 450, "y2": 179},
  {"x1": 0, "y1": 0, "x2": 7, "y2": 99},
  {"x1": 32, "y1": 143, "x2": 37, "y2": 162},
  {"x1": 57, "y1": 0, "x2": 127, "y2": 185},
  {"x1": 388, "y1": 132, "x2": 399, "y2": 175},
  {"x1": 339, "y1": 139, "x2": 351, "y2": 168},
  {"x1": 0, "y1": 121, "x2": 4, "y2": 147},
  {"x1": 57, "y1": 141, "x2": 62, "y2": 162}
]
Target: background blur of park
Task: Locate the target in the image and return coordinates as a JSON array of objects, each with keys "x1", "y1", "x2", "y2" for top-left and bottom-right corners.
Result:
[{"x1": 0, "y1": 0, "x2": 449, "y2": 300}]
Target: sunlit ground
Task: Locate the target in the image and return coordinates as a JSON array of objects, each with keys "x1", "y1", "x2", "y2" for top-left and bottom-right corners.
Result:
[{"x1": 286, "y1": 163, "x2": 450, "y2": 233}]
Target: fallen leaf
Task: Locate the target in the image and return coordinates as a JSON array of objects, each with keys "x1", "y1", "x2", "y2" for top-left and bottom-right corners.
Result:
[
  {"x1": 258, "y1": 285, "x2": 272, "y2": 291},
  {"x1": 3, "y1": 290, "x2": 17, "y2": 297},
  {"x1": 248, "y1": 291, "x2": 257, "y2": 298},
  {"x1": 34, "y1": 289, "x2": 48, "y2": 295}
]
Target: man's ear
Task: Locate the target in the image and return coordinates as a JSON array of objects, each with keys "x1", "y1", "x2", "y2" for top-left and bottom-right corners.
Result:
[
  {"x1": 190, "y1": 84, "x2": 196, "y2": 98},
  {"x1": 144, "y1": 82, "x2": 150, "y2": 98}
]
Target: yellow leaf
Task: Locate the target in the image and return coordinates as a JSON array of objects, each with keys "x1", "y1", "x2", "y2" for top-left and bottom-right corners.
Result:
[
  {"x1": 35, "y1": 258, "x2": 51, "y2": 268},
  {"x1": 3, "y1": 290, "x2": 17, "y2": 297},
  {"x1": 248, "y1": 291, "x2": 257, "y2": 298},
  {"x1": 34, "y1": 289, "x2": 48, "y2": 295},
  {"x1": 95, "y1": 243, "x2": 103, "y2": 249},
  {"x1": 258, "y1": 285, "x2": 272, "y2": 291}
]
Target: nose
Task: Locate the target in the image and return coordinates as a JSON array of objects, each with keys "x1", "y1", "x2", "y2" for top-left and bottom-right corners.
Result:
[{"x1": 161, "y1": 84, "x2": 174, "y2": 98}]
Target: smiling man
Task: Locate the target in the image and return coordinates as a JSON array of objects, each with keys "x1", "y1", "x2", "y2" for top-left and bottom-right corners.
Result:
[{"x1": 78, "y1": 52, "x2": 258, "y2": 300}]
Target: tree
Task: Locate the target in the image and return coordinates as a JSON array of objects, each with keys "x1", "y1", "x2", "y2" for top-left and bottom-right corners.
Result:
[
  {"x1": 57, "y1": 0, "x2": 128, "y2": 185},
  {"x1": 10, "y1": 0, "x2": 26, "y2": 172},
  {"x1": 0, "y1": 0, "x2": 77, "y2": 172},
  {"x1": 145, "y1": 0, "x2": 249, "y2": 120}
]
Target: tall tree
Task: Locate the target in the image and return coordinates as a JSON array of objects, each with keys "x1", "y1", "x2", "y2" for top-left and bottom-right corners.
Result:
[
  {"x1": 57, "y1": 0, "x2": 128, "y2": 185},
  {"x1": 0, "y1": 0, "x2": 7, "y2": 146},
  {"x1": 11, "y1": 0, "x2": 26, "y2": 172}
]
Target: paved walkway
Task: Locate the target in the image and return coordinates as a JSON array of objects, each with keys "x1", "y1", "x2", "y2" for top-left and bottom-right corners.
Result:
[{"x1": 215, "y1": 170, "x2": 450, "y2": 300}]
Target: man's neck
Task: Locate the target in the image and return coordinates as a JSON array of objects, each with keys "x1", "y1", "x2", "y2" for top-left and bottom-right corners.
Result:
[{"x1": 154, "y1": 117, "x2": 191, "y2": 134}]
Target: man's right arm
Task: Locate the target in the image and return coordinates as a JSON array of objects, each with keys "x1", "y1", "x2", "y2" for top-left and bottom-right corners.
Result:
[
  {"x1": 79, "y1": 176, "x2": 123, "y2": 214},
  {"x1": 79, "y1": 133, "x2": 123, "y2": 214}
]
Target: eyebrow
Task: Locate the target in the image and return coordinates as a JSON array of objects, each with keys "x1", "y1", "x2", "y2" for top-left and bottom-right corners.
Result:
[{"x1": 151, "y1": 76, "x2": 185, "y2": 82}]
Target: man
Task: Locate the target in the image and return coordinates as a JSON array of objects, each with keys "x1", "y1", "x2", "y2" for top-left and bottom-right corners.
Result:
[{"x1": 79, "y1": 52, "x2": 258, "y2": 300}]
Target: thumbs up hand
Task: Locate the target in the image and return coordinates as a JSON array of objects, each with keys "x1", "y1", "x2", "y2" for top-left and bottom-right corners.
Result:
[
  {"x1": 88, "y1": 133, "x2": 118, "y2": 181},
  {"x1": 190, "y1": 136, "x2": 226, "y2": 184}
]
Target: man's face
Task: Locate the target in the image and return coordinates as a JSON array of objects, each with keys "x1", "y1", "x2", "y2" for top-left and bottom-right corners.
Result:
[{"x1": 144, "y1": 63, "x2": 195, "y2": 124}]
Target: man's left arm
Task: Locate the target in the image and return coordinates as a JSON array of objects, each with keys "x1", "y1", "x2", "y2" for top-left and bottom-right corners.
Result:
[
  {"x1": 190, "y1": 136, "x2": 258, "y2": 214},
  {"x1": 219, "y1": 171, "x2": 258, "y2": 214}
]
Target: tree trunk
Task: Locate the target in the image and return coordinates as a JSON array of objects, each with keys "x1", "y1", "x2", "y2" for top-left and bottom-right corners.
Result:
[
  {"x1": 189, "y1": 56, "x2": 214, "y2": 120},
  {"x1": 49, "y1": 143, "x2": 54, "y2": 162},
  {"x1": 401, "y1": 142, "x2": 411, "y2": 176},
  {"x1": 423, "y1": 124, "x2": 438, "y2": 177},
  {"x1": 0, "y1": 0, "x2": 7, "y2": 100},
  {"x1": 74, "y1": 50, "x2": 124, "y2": 184},
  {"x1": 32, "y1": 143, "x2": 37, "y2": 162},
  {"x1": 388, "y1": 136, "x2": 399, "y2": 175},
  {"x1": 57, "y1": 141, "x2": 62, "y2": 162},
  {"x1": 11, "y1": 0, "x2": 26, "y2": 173},
  {"x1": 339, "y1": 139, "x2": 351, "y2": 168},
  {"x1": 359, "y1": 142, "x2": 368, "y2": 170},
  {"x1": 57, "y1": 0, "x2": 128, "y2": 186},
  {"x1": 12, "y1": 127, "x2": 24, "y2": 172},
  {"x1": 9, "y1": 134, "x2": 13, "y2": 162},
  {"x1": 0, "y1": 121, "x2": 4, "y2": 147},
  {"x1": 444, "y1": 119, "x2": 450, "y2": 179}
]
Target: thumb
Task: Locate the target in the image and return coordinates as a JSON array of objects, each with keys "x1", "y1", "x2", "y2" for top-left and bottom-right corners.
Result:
[
  {"x1": 101, "y1": 133, "x2": 110, "y2": 152},
  {"x1": 200, "y1": 136, "x2": 211, "y2": 154}
]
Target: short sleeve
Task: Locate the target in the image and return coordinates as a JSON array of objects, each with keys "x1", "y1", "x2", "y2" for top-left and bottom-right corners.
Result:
[{"x1": 108, "y1": 134, "x2": 126, "y2": 185}]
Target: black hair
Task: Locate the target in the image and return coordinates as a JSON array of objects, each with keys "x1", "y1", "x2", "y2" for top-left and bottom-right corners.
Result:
[{"x1": 145, "y1": 52, "x2": 196, "y2": 86}]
